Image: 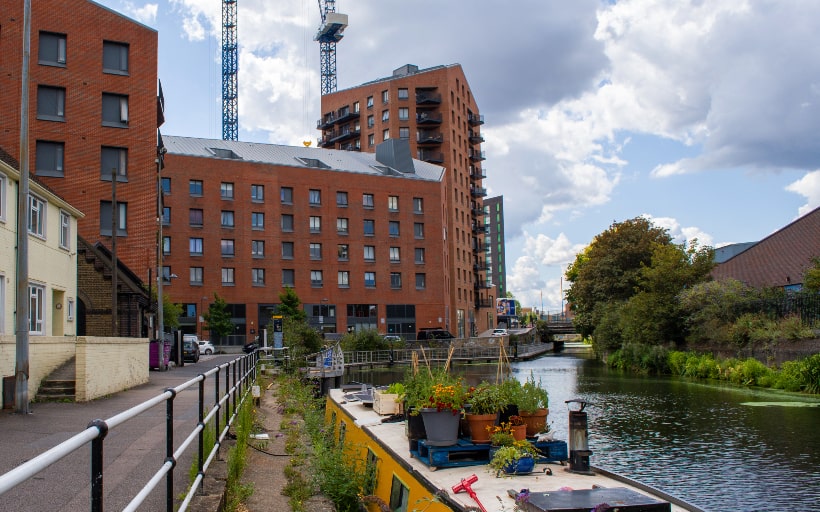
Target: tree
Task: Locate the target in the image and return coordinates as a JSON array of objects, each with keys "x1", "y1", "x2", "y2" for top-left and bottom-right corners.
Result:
[
  {"x1": 279, "y1": 287, "x2": 307, "y2": 321},
  {"x1": 804, "y1": 257, "x2": 820, "y2": 292},
  {"x1": 566, "y1": 217, "x2": 673, "y2": 339},
  {"x1": 203, "y1": 293, "x2": 233, "y2": 343},
  {"x1": 162, "y1": 295, "x2": 183, "y2": 330}
]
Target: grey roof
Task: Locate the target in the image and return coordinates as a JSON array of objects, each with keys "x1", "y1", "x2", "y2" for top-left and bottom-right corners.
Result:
[{"x1": 162, "y1": 135, "x2": 445, "y2": 182}]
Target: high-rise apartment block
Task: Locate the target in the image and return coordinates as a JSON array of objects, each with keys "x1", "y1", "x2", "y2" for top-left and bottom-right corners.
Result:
[
  {"x1": 317, "y1": 64, "x2": 495, "y2": 336},
  {"x1": 483, "y1": 195, "x2": 507, "y2": 300}
]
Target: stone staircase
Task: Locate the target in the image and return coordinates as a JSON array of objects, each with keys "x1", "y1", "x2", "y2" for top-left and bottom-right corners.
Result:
[{"x1": 36, "y1": 358, "x2": 76, "y2": 402}]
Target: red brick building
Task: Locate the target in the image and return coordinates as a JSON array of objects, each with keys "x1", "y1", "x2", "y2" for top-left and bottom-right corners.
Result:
[
  {"x1": 0, "y1": 0, "x2": 162, "y2": 291},
  {"x1": 161, "y1": 135, "x2": 448, "y2": 343},
  {"x1": 318, "y1": 64, "x2": 496, "y2": 336}
]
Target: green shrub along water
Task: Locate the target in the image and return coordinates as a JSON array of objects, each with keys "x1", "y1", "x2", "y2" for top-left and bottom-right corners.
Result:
[{"x1": 608, "y1": 343, "x2": 820, "y2": 394}]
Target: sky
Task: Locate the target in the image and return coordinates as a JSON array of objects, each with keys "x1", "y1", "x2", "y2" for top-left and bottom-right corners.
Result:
[{"x1": 100, "y1": 0, "x2": 820, "y2": 314}]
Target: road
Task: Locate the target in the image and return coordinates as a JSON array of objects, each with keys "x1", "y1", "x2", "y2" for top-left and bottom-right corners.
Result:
[{"x1": 0, "y1": 354, "x2": 239, "y2": 512}]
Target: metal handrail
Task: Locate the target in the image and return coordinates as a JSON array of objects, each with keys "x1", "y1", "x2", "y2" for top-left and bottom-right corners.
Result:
[{"x1": 0, "y1": 352, "x2": 260, "y2": 512}]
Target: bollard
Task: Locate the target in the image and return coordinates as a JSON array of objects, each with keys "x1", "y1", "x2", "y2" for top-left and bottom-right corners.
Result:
[{"x1": 565, "y1": 399, "x2": 593, "y2": 474}]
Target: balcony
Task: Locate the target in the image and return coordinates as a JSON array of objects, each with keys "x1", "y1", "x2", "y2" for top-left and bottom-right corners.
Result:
[
  {"x1": 473, "y1": 262, "x2": 489, "y2": 272},
  {"x1": 472, "y1": 224, "x2": 489, "y2": 234},
  {"x1": 470, "y1": 167, "x2": 486, "y2": 180},
  {"x1": 469, "y1": 149, "x2": 486, "y2": 162},
  {"x1": 317, "y1": 113, "x2": 336, "y2": 129},
  {"x1": 416, "y1": 91, "x2": 442, "y2": 105},
  {"x1": 417, "y1": 130, "x2": 443, "y2": 145},
  {"x1": 336, "y1": 105, "x2": 360, "y2": 123},
  {"x1": 418, "y1": 150, "x2": 444, "y2": 164},
  {"x1": 474, "y1": 280, "x2": 494, "y2": 290},
  {"x1": 416, "y1": 111, "x2": 443, "y2": 124},
  {"x1": 328, "y1": 126, "x2": 361, "y2": 143},
  {"x1": 475, "y1": 297, "x2": 494, "y2": 309},
  {"x1": 340, "y1": 142, "x2": 361, "y2": 151},
  {"x1": 469, "y1": 131, "x2": 484, "y2": 144},
  {"x1": 471, "y1": 207, "x2": 485, "y2": 217},
  {"x1": 468, "y1": 113, "x2": 485, "y2": 126},
  {"x1": 470, "y1": 186, "x2": 487, "y2": 198}
]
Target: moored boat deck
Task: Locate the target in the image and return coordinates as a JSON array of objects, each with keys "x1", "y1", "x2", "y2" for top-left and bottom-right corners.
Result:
[{"x1": 330, "y1": 389, "x2": 697, "y2": 512}]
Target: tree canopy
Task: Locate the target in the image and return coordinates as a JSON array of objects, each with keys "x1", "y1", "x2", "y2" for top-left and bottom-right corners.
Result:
[
  {"x1": 279, "y1": 287, "x2": 307, "y2": 321},
  {"x1": 203, "y1": 293, "x2": 233, "y2": 342}
]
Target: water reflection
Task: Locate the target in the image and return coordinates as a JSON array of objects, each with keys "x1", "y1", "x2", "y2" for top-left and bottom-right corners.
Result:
[{"x1": 346, "y1": 352, "x2": 820, "y2": 512}]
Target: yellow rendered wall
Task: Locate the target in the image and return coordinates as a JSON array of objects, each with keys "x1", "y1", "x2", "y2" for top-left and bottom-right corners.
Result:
[
  {"x1": 75, "y1": 337, "x2": 149, "y2": 401},
  {"x1": 0, "y1": 335, "x2": 76, "y2": 398}
]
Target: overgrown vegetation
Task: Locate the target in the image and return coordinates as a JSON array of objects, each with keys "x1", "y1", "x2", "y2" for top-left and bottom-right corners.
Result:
[
  {"x1": 224, "y1": 390, "x2": 255, "y2": 510},
  {"x1": 277, "y1": 374, "x2": 376, "y2": 512}
]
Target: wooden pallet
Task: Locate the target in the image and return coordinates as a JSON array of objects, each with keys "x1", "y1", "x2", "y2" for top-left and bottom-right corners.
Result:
[
  {"x1": 532, "y1": 440, "x2": 568, "y2": 463},
  {"x1": 412, "y1": 439, "x2": 492, "y2": 470}
]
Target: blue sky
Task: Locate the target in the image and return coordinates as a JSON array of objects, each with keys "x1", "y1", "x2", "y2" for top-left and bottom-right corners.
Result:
[{"x1": 101, "y1": 0, "x2": 820, "y2": 314}]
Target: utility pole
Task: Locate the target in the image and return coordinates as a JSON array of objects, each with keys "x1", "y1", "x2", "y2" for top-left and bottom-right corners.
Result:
[
  {"x1": 111, "y1": 168, "x2": 118, "y2": 336},
  {"x1": 14, "y1": 0, "x2": 32, "y2": 414},
  {"x1": 156, "y1": 148, "x2": 165, "y2": 365}
]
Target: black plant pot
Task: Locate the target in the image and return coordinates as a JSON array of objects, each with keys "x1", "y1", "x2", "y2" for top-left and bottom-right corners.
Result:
[
  {"x1": 406, "y1": 406, "x2": 427, "y2": 452},
  {"x1": 499, "y1": 404, "x2": 519, "y2": 425}
]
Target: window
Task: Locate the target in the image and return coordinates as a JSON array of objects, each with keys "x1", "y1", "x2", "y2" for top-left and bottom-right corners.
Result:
[
  {"x1": 66, "y1": 298, "x2": 75, "y2": 321},
  {"x1": 220, "y1": 182, "x2": 234, "y2": 199},
  {"x1": 100, "y1": 146, "x2": 128, "y2": 180},
  {"x1": 35, "y1": 141, "x2": 64, "y2": 177},
  {"x1": 367, "y1": 114, "x2": 374, "y2": 128},
  {"x1": 252, "y1": 240, "x2": 265, "y2": 258},
  {"x1": 337, "y1": 217, "x2": 349, "y2": 234},
  {"x1": 398, "y1": 87, "x2": 409, "y2": 100},
  {"x1": 364, "y1": 272, "x2": 376, "y2": 288},
  {"x1": 399, "y1": 127, "x2": 410, "y2": 139},
  {"x1": 100, "y1": 201, "x2": 127, "y2": 236},
  {"x1": 389, "y1": 221, "x2": 400, "y2": 237},
  {"x1": 39, "y1": 32, "x2": 66, "y2": 66},
  {"x1": 382, "y1": 109, "x2": 390, "y2": 122},
  {"x1": 415, "y1": 248, "x2": 425, "y2": 264},
  {"x1": 221, "y1": 239, "x2": 235, "y2": 257},
  {"x1": 251, "y1": 184, "x2": 264, "y2": 202},
  {"x1": 310, "y1": 216, "x2": 321, "y2": 233},
  {"x1": 161, "y1": 177, "x2": 171, "y2": 195},
  {"x1": 221, "y1": 210, "x2": 235, "y2": 228},
  {"x1": 189, "y1": 208, "x2": 203, "y2": 227},
  {"x1": 311, "y1": 270, "x2": 323, "y2": 287},
  {"x1": 363, "y1": 219, "x2": 375, "y2": 236},
  {"x1": 281, "y1": 214, "x2": 294, "y2": 231},
  {"x1": 309, "y1": 189, "x2": 321, "y2": 205},
  {"x1": 102, "y1": 93, "x2": 129, "y2": 127},
  {"x1": 366, "y1": 96, "x2": 374, "y2": 108},
  {"x1": 252, "y1": 268, "x2": 265, "y2": 285},
  {"x1": 37, "y1": 86, "x2": 65, "y2": 121},
  {"x1": 59, "y1": 210, "x2": 70, "y2": 250},
  {"x1": 414, "y1": 223, "x2": 425, "y2": 239},
  {"x1": 336, "y1": 191, "x2": 348, "y2": 206},
  {"x1": 0, "y1": 174, "x2": 5, "y2": 222},
  {"x1": 398, "y1": 107, "x2": 409, "y2": 121},
  {"x1": 189, "y1": 180, "x2": 203, "y2": 196},
  {"x1": 280, "y1": 187, "x2": 293, "y2": 203},
  {"x1": 413, "y1": 197, "x2": 423, "y2": 213},
  {"x1": 338, "y1": 271, "x2": 350, "y2": 288},
  {"x1": 310, "y1": 243, "x2": 322, "y2": 260},
  {"x1": 29, "y1": 284, "x2": 45, "y2": 334},
  {"x1": 222, "y1": 268, "x2": 235, "y2": 285},
  {"x1": 389, "y1": 475, "x2": 410, "y2": 512},
  {"x1": 388, "y1": 249, "x2": 405, "y2": 267},
  {"x1": 251, "y1": 212, "x2": 264, "y2": 229},
  {"x1": 388, "y1": 196, "x2": 398, "y2": 211},
  {"x1": 102, "y1": 41, "x2": 129, "y2": 74},
  {"x1": 364, "y1": 245, "x2": 375, "y2": 262},
  {"x1": 363, "y1": 194, "x2": 374, "y2": 208},
  {"x1": 383, "y1": 129, "x2": 390, "y2": 141},
  {"x1": 368, "y1": 134, "x2": 375, "y2": 147},
  {"x1": 163, "y1": 236, "x2": 171, "y2": 255},
  {"x1": 390, "y1": 272, "x2": 402, "y2": 289},
  {"x1": 282, "y1": 241, "x2": 294, "y2": 259},
  {"x1": 189, "y1": 237, "x2": 203, "y2": 256},
  {"x1": 416, "y1": 273, "x2": 426, "y2": 289},
  {"x1": 337, "y1": 244, "x2": 349, "y2": 261},
  {"x1": 282, "y1": 269, "x2": 295, "y2": 287},
  {"x1": 162, "y1": 266, "x2": 173, "y2": 282},
  {"x1": 27, "y1": 194, "x2": 46, "y2": 237},
  {"x1": 382, "y1": 90, "x2": 389, "y2": 103},
  {"x1": 190, "y1": 267, "x2": 204, "y2": 285}
]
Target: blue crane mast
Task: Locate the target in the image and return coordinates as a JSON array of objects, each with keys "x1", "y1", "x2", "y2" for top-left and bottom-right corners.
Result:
[
  {"x1": 315, "y1": 0, "x2": 348, "y2": 96},
  {"x1": 222, "y1": 0, "x2": 238, "y2": 140}
]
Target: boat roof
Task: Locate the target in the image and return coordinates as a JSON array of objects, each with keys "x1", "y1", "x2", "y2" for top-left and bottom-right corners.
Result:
[{"x1": 329, "y1": 389, "x2": 697, "y2": 512}]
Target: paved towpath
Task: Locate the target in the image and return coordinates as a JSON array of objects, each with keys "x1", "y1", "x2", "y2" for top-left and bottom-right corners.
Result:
[{"x1": 0, "y1": 355, "x2": 235, "y2": 512}]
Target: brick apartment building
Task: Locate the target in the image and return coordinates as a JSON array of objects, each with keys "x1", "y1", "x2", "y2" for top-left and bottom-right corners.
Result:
[
  {"x1": 161, "y1": 135, "x2": 449, "y2": 343},
  {"x1": 0, "y1": 0, "x2": 162, "y2": 334},
  {"x1": 318, "y1": 64, "x2": 496, "y2": 336}
]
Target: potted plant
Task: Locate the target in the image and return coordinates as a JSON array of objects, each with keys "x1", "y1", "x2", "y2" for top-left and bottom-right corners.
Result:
[
  {"x1": 518, "y1": 372, "x2": 549, "y2": 436},
  {"x1": 488, "y1": 440, "x2": 538, "y2": 476},
  {"x1": 408, "y1": 368, "x2": 466, "y2": 447},
  {"x1": 497, "y1": 378, "x2": 523, "y2": 424},
  {"x1": 464, "y1": 382, "x2": 502, "y2": 444},
  {"x1": 374, "y1": 382, "x2": 405, "y2": 415}
]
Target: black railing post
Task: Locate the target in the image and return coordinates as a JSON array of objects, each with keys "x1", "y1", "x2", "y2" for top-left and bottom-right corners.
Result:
[
  {"x1": 88, "y1": 419, "x2": 109, "y2": 512},
  {"x1": 165, "y1": 388, "x2": 177, "y2": 512}
]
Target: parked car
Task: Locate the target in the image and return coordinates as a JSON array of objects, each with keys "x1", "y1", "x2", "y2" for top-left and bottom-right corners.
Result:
[
  {"x1": 242, "y1": 342, "x2": 258, "y2": 354},
  {"x1": 197, "y1": 340, "x2": 215, "y2": 355},
  {"x1": 416, "y1": 328, "x2": 455, "y2": 341},
  {"x1": 382, "y1": 335, "x2": 401, "y2": 344},
  {"x1": 491, "y1": 328, "x2": 508, "y2": 337},
  {"x1": 170, "y1": 339, "x2": 200, "y2": 363}
]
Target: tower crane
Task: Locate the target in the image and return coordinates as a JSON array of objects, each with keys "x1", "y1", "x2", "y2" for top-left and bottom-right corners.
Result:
[
  {"x1": 222, "y1": 0, "x2": 238, "y2": 140},
  {"x1": 315, "y1": 1, "x2": 347, "y2": 96}
]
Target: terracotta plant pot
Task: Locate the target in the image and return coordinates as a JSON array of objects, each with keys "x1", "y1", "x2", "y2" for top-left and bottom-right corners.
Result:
[
  {"x1": 465, "y1": 413, "x2": 497, "y2": 444},
  {"x1": 511, "y1": 424, "x2": 527, "y2": 441},
  {"x1": 519, "y1": 408, "x2": 548, "y2": 436}
]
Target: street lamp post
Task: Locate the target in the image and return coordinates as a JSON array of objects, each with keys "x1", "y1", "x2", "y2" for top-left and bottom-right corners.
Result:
[{"x1": 200, "y1": 296, "x2": 208, "y2": 339}]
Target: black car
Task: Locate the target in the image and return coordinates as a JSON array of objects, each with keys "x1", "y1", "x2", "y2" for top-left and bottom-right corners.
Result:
[
  {"x1": 416, "y1": 328, "x2": 455, "y2": 341},
  {"x1": 242, "y1": 342, "x2": 258, "y2": 354},
  {"x1": 170, "y1": 339, "x2": 200, "y2": 363}
]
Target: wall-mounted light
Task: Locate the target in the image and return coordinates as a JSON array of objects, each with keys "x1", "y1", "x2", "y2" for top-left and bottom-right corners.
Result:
[{"x1": 56, "y1": 302, "x2": 63, "y2": 309}]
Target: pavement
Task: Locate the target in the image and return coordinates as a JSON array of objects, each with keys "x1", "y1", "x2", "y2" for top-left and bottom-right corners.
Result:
[{"x1": 0, "y1": 355, "x2": 241, "y2": 512}]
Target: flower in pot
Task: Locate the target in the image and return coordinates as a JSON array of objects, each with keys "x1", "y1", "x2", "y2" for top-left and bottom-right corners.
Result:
[
  {"x1": 415, "y1": 370, "x2": 466, "y2": 447},
  {"x1": 488, "y1": 441, "x2": 538, "y2": 476},
  {"x1": 464, "y1": 382, "x2": 502, "y2": 444},
  {"x1": 518, "y1": 372, "x2": 549, "y2": 436}
]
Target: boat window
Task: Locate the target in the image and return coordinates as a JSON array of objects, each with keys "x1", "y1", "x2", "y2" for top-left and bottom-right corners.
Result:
[
  {"x1": 389, "y1": 475, "x2": 409, "y2": 512},
  {"x1": 364, "y1": 449, "x2": 378, "y2": 495},
  {"x1": 339, "y1": 420, "x2": 347, "y2": 445}
]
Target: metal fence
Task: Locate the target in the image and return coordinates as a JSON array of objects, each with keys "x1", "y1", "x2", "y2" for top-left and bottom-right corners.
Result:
[
  {"x1": 734, "y1": 292, "x2": 820, "y2": 323},
  {"x1": 0, "y1": 352, "x2": 259, "y2": 512},
  {"x1": 343, "y1": 341, "x2": 550, "y2": 366}
]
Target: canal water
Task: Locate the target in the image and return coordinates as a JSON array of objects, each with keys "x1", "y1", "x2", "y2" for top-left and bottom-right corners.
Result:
[{"x1": 346, "y1": 352, "x2": 820, "y2": 512}]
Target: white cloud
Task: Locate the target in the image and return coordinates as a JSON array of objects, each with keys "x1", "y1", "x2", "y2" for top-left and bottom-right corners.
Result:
[
  {"x1": 786, "y1": 170, "x2": 820, "y2": 216},
  {"x1": 123, "y1": 2, "x2": 158, "y2": 25},
  {"x1": 640, "y1": 214, "x2": 714, "y2": 247}
]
